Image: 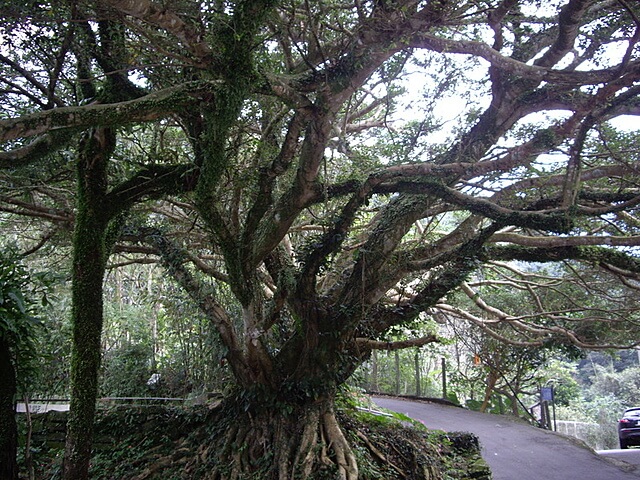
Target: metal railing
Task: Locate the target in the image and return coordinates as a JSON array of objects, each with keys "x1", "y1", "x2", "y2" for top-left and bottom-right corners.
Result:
[{"x1": 16, "y1": 396, "x2": 186, "y2": 413}]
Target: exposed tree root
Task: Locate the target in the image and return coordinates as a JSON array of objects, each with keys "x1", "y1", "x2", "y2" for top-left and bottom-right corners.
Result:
[
  {"x1": 321, "y1": 409, "x2": 358, "y2": 480},
  {"x1": 202, "y1": 400, "x2": 358, "y2": 479},
  {"x1": 355, "y1": 429, "x2": 407, "y2": 478}
]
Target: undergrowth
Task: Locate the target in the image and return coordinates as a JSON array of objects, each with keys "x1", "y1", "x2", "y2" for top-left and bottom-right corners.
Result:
[{"x1": 19, "y1": 401, "x2": 491, "y2": 480}]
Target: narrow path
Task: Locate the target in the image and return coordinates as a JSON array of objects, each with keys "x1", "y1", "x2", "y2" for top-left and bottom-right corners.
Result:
[{"x1": 373, "y1": 396, "x2": 640, "y2": 480}]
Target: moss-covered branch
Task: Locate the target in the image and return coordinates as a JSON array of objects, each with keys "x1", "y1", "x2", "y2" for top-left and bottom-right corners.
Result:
[
  {"x1": 355, "y1": 335, "x2": 439, "y2": 351},
  {"x1": 106, "y1": 164, "x2": 197, "y2": 217},
  {"x1": 363, "y1": 224, "x2": 500, "y2": 335},
  {"x1": 135, "y1": 227, "x2": 253, "y2": 384},
  {"x1": 0, "y1": 81, "x2": 218, "y2": 143},
  {"x1": 0, "y1": 130, "x2": 77, "y2": 168},
  {"x1": 485, "y1": 244, "x2": 640, "y2": 274}
]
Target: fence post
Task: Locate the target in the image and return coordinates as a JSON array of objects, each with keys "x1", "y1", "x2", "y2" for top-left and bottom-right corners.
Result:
[{"x1": 441, "y1": 357, "x2": 447, "y2": 400}]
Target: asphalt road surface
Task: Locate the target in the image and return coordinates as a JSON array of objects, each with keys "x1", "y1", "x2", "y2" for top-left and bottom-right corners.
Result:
[{"x1": 373, "y1": 396, "x2": 640, "y2": 480}]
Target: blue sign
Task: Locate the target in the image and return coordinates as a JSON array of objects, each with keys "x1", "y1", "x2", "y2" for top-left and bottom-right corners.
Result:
[{"x1": 541, "y1": 387, "x2": 554, "y2": 402}]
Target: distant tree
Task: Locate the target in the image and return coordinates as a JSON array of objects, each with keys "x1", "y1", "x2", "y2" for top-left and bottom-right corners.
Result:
[
  {"x1": 586, "y1": 365, "x2": 640, "y2": 407},
  {"x1": 2, "y1": 1, "x2": 640, "y2": 478}
]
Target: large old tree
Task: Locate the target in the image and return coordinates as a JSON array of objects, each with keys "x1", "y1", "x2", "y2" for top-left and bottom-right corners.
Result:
[{"x1": 2, "y1": 0, "x2": 640, "y2": 478}]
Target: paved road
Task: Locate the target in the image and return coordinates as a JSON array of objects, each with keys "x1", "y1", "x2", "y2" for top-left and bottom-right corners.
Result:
[{"x1": 373, "y1": 396, "x2": 640, "y2": 480}]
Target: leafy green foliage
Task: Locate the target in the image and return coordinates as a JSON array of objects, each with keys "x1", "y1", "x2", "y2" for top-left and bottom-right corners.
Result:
[
  {"x1": 101, "y1": 342, "x2": 153, "y2": 398},
  {"x1": 0, "y1": 250, "x2": 49, "y2": 392}
]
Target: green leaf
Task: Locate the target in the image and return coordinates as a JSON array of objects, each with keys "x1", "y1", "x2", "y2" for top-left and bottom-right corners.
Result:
[{"x1": 8, "y1": 290, "x2": 26, "y2": 313}]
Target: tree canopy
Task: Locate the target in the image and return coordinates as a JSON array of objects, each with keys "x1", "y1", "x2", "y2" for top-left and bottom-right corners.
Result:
[{"x1": 2, "y1": 1, "x2": 640, "y2": 478}]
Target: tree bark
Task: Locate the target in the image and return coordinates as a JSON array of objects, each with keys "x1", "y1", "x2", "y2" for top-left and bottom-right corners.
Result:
[
  {"x1": 0, "y1": 336, "x2": 18, "y2": 480},
  {"x1": 63, "y1": 127, "x2": 113, "y2": 480},
  {"x1": 415, "y1": 350, "x2": 421, "y2": 397},
  {"x1": 212, "y1": 396, "x2": 358, "y2": 480},
  {"x1": 370, "y1": 349, "x2": 379, "y2": 392},
  {"x1": 394, "y1": 350, "x2": 401, "y2": 395},
  {"x1": 480, "y1": 370, "x2": 499, "y2": 413}
]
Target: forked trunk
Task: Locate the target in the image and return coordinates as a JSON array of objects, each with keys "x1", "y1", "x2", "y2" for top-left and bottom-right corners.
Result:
[{"x1": 211, "y1": 396, "x2": 357, "y2": 480}]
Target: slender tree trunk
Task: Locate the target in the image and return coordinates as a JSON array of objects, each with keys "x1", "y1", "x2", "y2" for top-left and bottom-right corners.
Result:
[
  {"x1": 414, "y1": 349, "x2": 421, "y2": 397},
  {"x1": 480, "y1": 370, "x2": 499, "y2": 413},
  {"x1": 0, "y1": 336, "x2": 18, "y2": 480},
  {"x1": 441, "y1": 357, "x2": 447, "y2": 400},
  {"x1": 63, "y1": 128, "x2": 113, "y2": 480},
  {"x1": 508, "y1": 391, "x2": 520, "y2": 416},
  {"x1": 370, "y1": 349, "x2": 379, "y2": 391},
  {"x1": 394, "y1": 350, "x2": 400, "y2": 395}
]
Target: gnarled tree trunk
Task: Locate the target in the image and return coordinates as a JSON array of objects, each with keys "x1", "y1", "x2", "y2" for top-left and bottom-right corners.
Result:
[{"x1": 210, "y1": 395, "x2": 357, "y2": 480}]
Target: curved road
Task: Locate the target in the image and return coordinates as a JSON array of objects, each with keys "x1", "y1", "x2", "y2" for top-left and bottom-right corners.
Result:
[{"x1": 373, "y1": 396, "x2": 640, "y2": 480}]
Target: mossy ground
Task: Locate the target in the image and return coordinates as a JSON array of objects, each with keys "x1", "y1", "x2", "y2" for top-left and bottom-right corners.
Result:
[{"x1": 19, "y1": 402, "x2": 491, "y2": 480}]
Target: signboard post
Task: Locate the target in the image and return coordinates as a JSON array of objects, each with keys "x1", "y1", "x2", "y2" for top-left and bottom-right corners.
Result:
[
  {"x1": 540, "y1": 386, "x2": 556, "y2": 431},
  {"x1": 541, "y1": 387, "x2": 553, "y2": 402}
]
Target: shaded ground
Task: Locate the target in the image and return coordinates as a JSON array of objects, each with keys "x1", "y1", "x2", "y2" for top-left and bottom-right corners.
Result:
[
  {"x1": 373, "y1": 396, "x2": 640, "y2": 480},
  {"x1": 20, "y1": 400, "x2": 491, "y2": 479}
]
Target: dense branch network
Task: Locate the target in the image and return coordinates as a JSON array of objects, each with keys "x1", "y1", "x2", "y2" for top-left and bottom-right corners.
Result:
[
  {"x1": 1, "y1": 0, "x2": 640, "y2": 388},
  {"x1": 2, "y1": 3, "x2": 640, "y2": 478}
]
